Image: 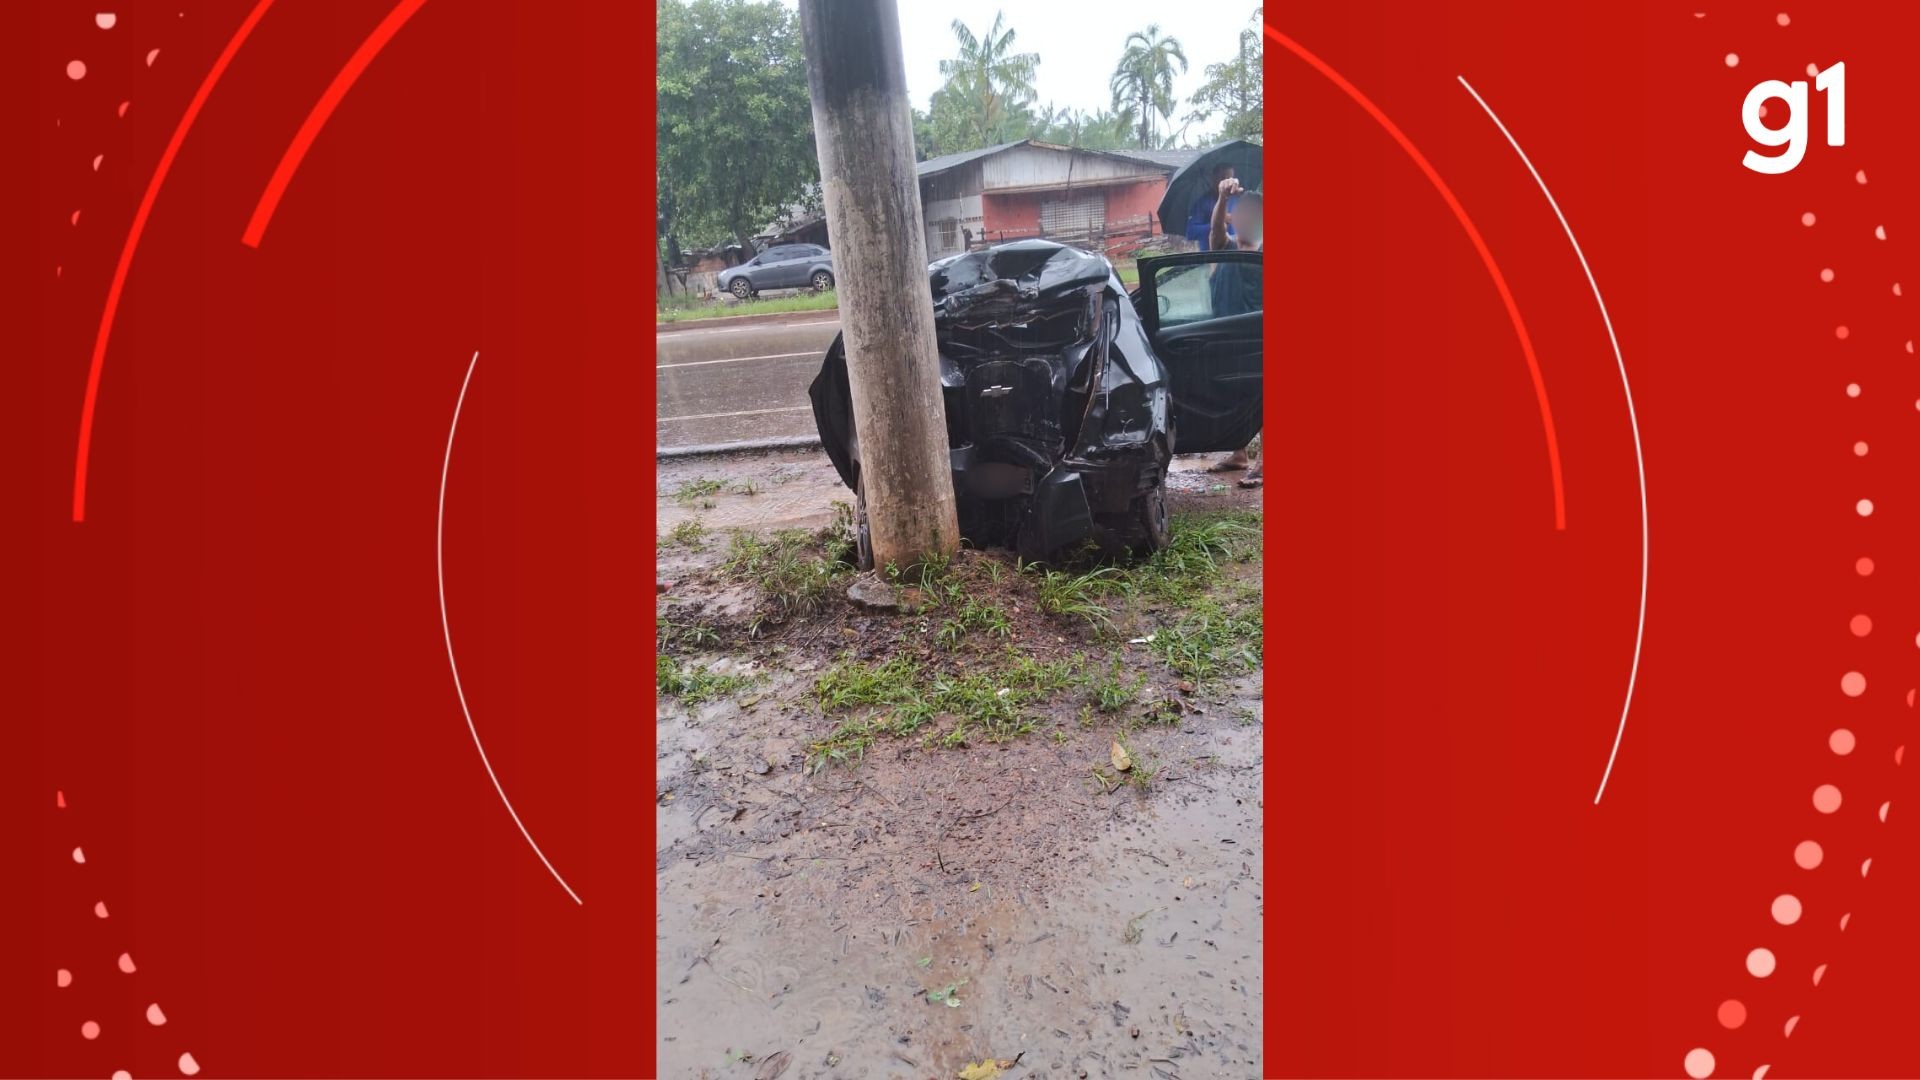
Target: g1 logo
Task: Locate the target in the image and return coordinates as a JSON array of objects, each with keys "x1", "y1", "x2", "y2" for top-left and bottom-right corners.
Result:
[{"x1": 1742, "y1": 62, "x2": 1846, "y2": 174}]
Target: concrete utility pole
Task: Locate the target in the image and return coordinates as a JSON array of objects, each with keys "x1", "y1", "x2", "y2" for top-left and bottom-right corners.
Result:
[{"x1": 798, "y1": 0, "x2": 960, "y2": 569}]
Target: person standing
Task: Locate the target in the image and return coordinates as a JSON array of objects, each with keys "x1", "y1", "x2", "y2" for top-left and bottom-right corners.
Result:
[
  {"x1": 1202, "y1": 177, "x2": 1264, "y2": 487},
  {"x1": 1183, "y1": 164, "x2": 1238, "y2": 251}
]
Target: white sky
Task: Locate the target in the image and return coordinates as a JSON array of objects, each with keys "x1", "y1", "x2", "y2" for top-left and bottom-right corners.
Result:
[{"x1": 778, "y1": 1, "x2": 1258, "y2": 130}]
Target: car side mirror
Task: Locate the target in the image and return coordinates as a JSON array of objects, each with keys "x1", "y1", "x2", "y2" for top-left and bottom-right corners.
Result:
[{"x1": 1157, "y1": 294, "x2": 1171, "y2": 318}]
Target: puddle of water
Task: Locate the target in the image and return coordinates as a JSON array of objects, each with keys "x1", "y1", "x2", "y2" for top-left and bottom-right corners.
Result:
[{"x1": 657, "y1": 723, "x2": 1264, "y2": 1079}]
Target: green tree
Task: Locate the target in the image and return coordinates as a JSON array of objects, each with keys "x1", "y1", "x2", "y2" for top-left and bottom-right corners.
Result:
[
  {"x1": 1187, "y1": 7, "x2": 1263, "y2": 141},
  {"x1": 1088, "y1": 106, "x2": 1140, "y2": 150},
  {"x1": 1028, "y1": 105, "x2": 1135, "y2": 152},
  {"x1": 936, "y1": 12, "x2": 1040, "y2": 150},
  {"x1": 912, "y1": 107, "x2": 938, "y2": 161},
  {"x1": 1109, "y1": 25, "x2": 1187, "y2": 149},
  {"x1": 655, "y1": 0, "x2": 817, "y2": 259},
  {"x1": 923, "y1": 84, "x2": 974, "y2": 158}
]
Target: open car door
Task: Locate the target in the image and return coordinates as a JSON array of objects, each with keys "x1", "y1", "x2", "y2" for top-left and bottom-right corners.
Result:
[{"x1": 1135, "y1": 250, "x2": 1263, "y2": 453}]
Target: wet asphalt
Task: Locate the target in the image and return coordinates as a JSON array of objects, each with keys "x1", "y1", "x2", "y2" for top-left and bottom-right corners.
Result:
[{"x1": 655, "y1": 315, "x2": 843, "y2": 448}]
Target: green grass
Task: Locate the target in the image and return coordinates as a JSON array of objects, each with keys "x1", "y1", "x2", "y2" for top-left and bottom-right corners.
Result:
[
  {"x1": 656, "y1": 655, "x2": 755, "y2": 704},
  {"x1": 669, "y1": 477, "x2": 724, "y2": 506},
  {"x1": 656, "y1": 288, "x2": 840, "y2": 324},
  {"x1": 664, "y1": 518, "x2": 709, "y2": 549},
  {"x1": 657, "y1": 615, "x2": 720, "y2": 649},
  {"x1": 1033, "y1": 564, "x2": 1132, "y2": 630},
  {"x1": 1087, "y1": 659, "x2": 1146, "y2": 713},
  {"x1": 807, "y1": 649, "x2": 1082, "y2": 770},
  {"x1": 731, "y1": 510, "x2": 1262, "y2": 770},
  {"x1": 1022, "y1": 509, "x2": 1259, "y2": 618},
  {"x1": 1147, "y1": 594, "x2": 1263, "y2": 683},
  {"x1": 718, "y1": 527, "x2": 851, "y2": 632},
  {"x1": 1134, "y1": 511, "x2": 1261, "y2": 601},
  {"x1": 1020, "y1": 510, "x2": 1264, "y2": 685},
  {"x1": 936, "y1": 598, "x2": 1012, "y2": 648}
]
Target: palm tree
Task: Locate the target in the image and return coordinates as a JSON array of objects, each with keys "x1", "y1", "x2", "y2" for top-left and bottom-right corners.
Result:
[
  {"x1": 1109, "y1": 25, "x2": 1188, "y2": 149},
  {"x1": 1030, "y1": 101, "x2": 1063, "y2": 142},
  {"x1": 939, "y1": 13, "x2": 1040, "y2": 148},
  {"x1": 1068, "y1": 106, "x2": 1136, "y2": 152}
]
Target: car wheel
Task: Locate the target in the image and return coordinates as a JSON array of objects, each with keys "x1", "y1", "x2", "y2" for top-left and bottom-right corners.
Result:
[
  {"x1": 730, "y1": 278, "x2": 753, "y2": 300},
  {"x1": 811, "y1": 270, "x2": 835, "y2": 292},
  {"x1": 853, "y1": 477, "x2": 875, "y2": 571},
  {"x1": 1132, "y1": 480, "x2": 1171, "y2": 555}
]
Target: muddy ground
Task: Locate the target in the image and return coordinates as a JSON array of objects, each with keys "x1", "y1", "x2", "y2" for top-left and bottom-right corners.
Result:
[
  {"x1": 656, "y1": 449, "x2": 1264, "y2": 1079},
  {"x1": 655, "y1": 447, "x2": 1262, "y2": 537}
]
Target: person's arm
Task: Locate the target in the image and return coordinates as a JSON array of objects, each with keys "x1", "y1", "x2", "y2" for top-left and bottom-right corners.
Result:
[{"x1": 1209, "y1": 178, "x2": 1242, "y2": 251}]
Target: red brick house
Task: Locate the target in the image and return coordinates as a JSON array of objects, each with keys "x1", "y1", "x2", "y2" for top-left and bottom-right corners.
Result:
[{"x1": 913, "y1": 140, "x2": 1200, "y2": 260}]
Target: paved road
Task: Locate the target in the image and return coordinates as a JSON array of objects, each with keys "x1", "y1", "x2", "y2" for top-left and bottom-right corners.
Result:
[{"x1": 655, "y1": 316, "x2": 841, "y2": 447}]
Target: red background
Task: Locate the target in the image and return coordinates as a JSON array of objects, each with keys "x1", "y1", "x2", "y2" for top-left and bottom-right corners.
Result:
[
  {"x1": 12, "y1": 1, "x2": 1920, "y2": 1077},
  {"x1": 6, "y1": 2, "x2": 652, "y2": 1076},
  {"x1": 1273, "y1": 2, "x2": 1920, "y2": 1077}
]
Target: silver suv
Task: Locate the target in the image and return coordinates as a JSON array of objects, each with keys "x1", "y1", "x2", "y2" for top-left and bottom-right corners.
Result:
[{"x1": 716, "y1": 243, "x2": 836, "y2": 299}]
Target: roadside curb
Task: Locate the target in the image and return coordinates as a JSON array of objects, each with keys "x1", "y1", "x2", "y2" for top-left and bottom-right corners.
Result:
[
  {"x1": 654, "y1": 309, "x2": 841, "y2": 333},
  {"x1": 657, "y1": 434, "x2": 824, "y2": 459}
]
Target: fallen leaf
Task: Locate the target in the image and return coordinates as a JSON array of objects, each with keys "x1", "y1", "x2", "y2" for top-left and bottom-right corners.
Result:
[
  {"x1": 1182, "y1": 876, "x2": 1196, "y2": 889},
  {"x1": 1110, "y1": 741, "x2": 1132, "y2": 772},
  {"x1": 957, "y1": 1061, "x2": 1004, "y2": 1080},
  {"x1": 969, "y1": 881, "x2": 982, "y2": 892},
  {"x1": 755, "y1": 1049, "x2": 792, "y2": 1080}
]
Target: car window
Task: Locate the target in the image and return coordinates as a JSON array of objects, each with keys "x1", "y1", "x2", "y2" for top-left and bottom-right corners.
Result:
[{"x1": 1151, "y1": 257, "x2": 1263, "y2": 329}]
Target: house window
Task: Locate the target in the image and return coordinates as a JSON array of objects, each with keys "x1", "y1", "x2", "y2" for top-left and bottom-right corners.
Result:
[{"x1": 939, "y1": 219, "x2": 958, "y2": 250}]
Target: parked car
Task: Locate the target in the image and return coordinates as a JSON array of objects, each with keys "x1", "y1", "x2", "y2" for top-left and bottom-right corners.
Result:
[
  {"x1": 716, "y1": 243, "x2": 836, "y2": 299},
  {"x1": 809, "y1": 239, "x2": 1262, "y2": 567}
]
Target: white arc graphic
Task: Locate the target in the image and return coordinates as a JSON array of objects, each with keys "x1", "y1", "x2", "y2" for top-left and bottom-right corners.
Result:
[
  {"x1": 439, "y1": 350, "x2": 583, "y2": 903},
  {"x1": 1458, "y1": 76, "x2": 1648, "y2": 806}
]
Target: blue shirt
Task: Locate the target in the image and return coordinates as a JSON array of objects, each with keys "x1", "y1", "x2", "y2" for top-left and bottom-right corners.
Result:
[{"x1": 1184, "y1": 193, "x2": 1237, "y2": 251}]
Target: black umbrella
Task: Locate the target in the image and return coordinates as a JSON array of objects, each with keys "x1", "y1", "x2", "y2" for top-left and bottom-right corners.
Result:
[{"x1": 1156, "y1": 139, "x2": 1264, "y2": 239}]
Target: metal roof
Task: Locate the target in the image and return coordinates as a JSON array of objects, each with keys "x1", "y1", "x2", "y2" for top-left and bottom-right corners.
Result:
[
  {"x1": 915, "y1": 141, "x2": 1027, "y2": 178},
  {"x1": 915, "y1": 139, "x2": 1209, "y2": 179},
  {"x1": 1100, "y1": 148, "x2": 1206, "y2": 169}
]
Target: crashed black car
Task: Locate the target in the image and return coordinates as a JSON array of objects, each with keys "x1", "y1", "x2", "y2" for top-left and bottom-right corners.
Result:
[{"x1": 809, "y1": 240, "x2": 1261, "y2": 566}]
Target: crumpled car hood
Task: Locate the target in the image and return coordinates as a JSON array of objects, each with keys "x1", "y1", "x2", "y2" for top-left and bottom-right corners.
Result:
[
  {"x1": 809, "y1": 240, "x2": 1170, "y2": 559},
  {"x1": 927, "y1": 240, "x2": 1115, "y2": 318}
]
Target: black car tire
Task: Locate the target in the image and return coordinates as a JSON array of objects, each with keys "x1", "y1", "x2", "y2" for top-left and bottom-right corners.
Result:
[
  {"x1": 811, "y1": 270, "x2": 835, "y2": 292},
  {"x1": 730, "y1": 277, "x2": 753, "y2": 300},
  {"x1": 1133, "y1": 481, "x2": 1171, "y2": 554},
  {"x1": 853, "y1": 477, "x2": 875, "y2": 571}
]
